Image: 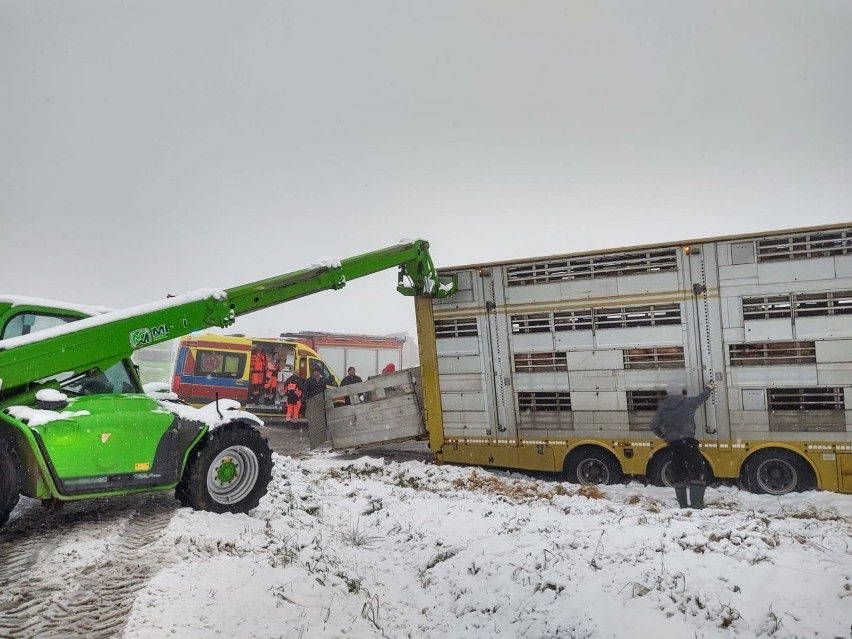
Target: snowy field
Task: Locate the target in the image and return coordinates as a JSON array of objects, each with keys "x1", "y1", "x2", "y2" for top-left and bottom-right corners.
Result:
[{"x1": 2, "y1": 452, "x2": 851, "y2": 639}]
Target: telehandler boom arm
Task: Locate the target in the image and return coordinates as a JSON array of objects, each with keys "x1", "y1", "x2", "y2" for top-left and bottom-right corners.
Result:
[{"x1": 0, "y1": 240, "x2": 455, "y2": 401}]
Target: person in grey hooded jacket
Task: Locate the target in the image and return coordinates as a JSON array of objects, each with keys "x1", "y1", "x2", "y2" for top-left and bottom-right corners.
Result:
[{"x1": 649, "y1": 379, "x2": 715, "y2": 508}]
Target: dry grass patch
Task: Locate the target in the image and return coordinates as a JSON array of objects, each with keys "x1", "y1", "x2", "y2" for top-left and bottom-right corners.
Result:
[
  {"x1": 575, "y1": 484, "x2": 608, "y2": 499},
  {"x1": 450, "y1": 470, "x2": 603, "y2": 503}
]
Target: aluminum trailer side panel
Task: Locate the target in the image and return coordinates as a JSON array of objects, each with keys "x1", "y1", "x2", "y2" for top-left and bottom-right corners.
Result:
[{"x1": 421, "y1": 224, "x2": 852, "y2": 494}]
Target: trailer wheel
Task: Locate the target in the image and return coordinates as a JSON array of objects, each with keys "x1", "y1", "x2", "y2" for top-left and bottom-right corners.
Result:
[
  {"x1": 564, "y1": 447, "x2": 623, "y2": 486},
  {"x1": 0, "y1": 439, "x2": 22, "y2": 528},
  {"x1": 647, "y1": 449, "x2": 714, "y2": 488},
  {"x1": 741, "y1": 449, "x2": 815, "y2": 495},
  {"x1": 647, "y1": 449, "x2": 675, "y2": 487},
  {"x1": 177, "y1": 424, "x2": 273, "y2": 514}
]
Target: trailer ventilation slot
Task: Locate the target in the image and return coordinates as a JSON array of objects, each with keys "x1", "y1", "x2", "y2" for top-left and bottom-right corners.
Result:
[
  {"x1": 510, "y1": 310, "x2": 594, "y2": 333},
  {"x1": 624, "y1": 347, "x2": 685, "y2": 369},
  {"x1": 554, "y1": 310, "x2": 594, "y2": 331},
  {"x1": 767, "y1": 387, "x2": 845, "y2": 411},
  {"x1": 510, "y1": 313, "x2": 552, "y2": 334},
  {"x1": 506, "y1": 248, "x2": 678, "y2": 286},
  {"x1": 626, "y1": 389, "x2": 668, "y2": 411},
  {"x1": 435, "y1": 318, "x2": 479, "y2": 338},
  {"x1": 794, "y1": 290, "x2": 852, "y2": 317},
  {"x1": 743, "y1": 290, "x2": 852, "y2": 321},
  {"x1": 742, "y1": 295, "x2": 793, "y2": 320},
  {"x1": 514, "y1": 352, "x2": 568, "y2": 373},
  {"x1": 594, "y1": 304, "x2": 681, "y2": 329},
  {"x1": 757, "y1": 229, "x2": 852, "y2": 262},
  {"x1": 518, "y1": 391, "x2": 572, "y2": 412},
  {"x1": 729, "y1": 341, "x2": 816, "y2": 366}
]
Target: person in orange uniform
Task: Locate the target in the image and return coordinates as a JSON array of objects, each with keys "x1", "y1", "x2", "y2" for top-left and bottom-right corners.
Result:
[
  {"x1": 283, "y1": 372, "x2": 304, "y2": 422},
  {"x1": 264, "y1": 353, "x2": 280, "y2": 404},
  {"x1": 250, "y1": 346, "x2": 268, "y2": 403}
]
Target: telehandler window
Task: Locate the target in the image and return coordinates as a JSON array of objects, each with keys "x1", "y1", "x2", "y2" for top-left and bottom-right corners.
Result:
[
  {"x1": 62, "y1": 361, "x2": 139, "y2": 395},
  {"x1": 2, "y1": 312, "x2": 76, "y2": 339}
]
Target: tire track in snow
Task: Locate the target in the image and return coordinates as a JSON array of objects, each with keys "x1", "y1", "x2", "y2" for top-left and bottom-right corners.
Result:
[{"x1": 0, "y1": 492, "x2": 179, "y2": 639}]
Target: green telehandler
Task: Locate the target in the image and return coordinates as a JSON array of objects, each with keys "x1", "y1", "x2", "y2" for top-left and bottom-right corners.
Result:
[{"x1": 0, "y1": 240, "x2": 455, "y2": 528}]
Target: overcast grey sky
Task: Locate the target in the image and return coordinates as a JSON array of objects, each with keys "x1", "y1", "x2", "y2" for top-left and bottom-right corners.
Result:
[{"x1": 1, "y1": 0, "x2": 850, "y2": 339}]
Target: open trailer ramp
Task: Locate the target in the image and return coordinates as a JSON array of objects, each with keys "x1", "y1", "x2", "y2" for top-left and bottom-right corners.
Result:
[{"x1": 311, "y1": 368, "x2": 426, "y2": 450}]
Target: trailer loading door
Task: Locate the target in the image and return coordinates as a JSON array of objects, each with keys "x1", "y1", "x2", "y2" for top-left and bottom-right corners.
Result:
[
  {"x1": 315, "y1": 369, "x2": 425, "y2": 450},
  {"x1": 431, "y1": 269, "x2": 517, "y2": 441},
  {"x1": 683, "y1": 243, "x2": 728, "y2": 442}
]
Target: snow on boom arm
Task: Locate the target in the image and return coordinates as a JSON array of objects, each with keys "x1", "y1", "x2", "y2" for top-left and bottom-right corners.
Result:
[{"x1": 0, "y1": 239, "x2": 456, "y2": 400}]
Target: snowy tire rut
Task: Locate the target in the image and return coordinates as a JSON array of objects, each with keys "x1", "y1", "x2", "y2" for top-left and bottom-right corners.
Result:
[{"x1": 0, "y1": 492, "x2": 179, "y2": 639}]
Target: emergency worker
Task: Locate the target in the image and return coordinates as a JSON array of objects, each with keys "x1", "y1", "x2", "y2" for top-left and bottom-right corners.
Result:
[
  {"x1": 264, "y1": 354, "x2": 280, "y2": 403},
  {"x1": 649, "y1": 380, "x2": 715, "y2": 509},
  {"x1": 249, "y1": 346, "x2": 268, "y2": 402},
  {"x1": 283, "y1": 372, "x2": 304, "y2": 421}
]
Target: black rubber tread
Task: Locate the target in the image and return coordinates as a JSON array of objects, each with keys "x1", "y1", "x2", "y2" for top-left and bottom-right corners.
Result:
[
  {"x1": 563, "y1": 447, "x2": 623, "y2": 486},
  {"x1": 0, "y1": 438, "x2": 22, "y2": 528},
  {"x1": 741, "y1": 448, "x2": 816, "y2": 495},
  {"x1": 647, "y1": 448, "x2": 715, "y2": 488},
  {"x1": 178, "y1": 423, "x2": 273, "y2": 514},
  {"x1": 646, "y1": 449, "x2": 675, "y2": 487}
]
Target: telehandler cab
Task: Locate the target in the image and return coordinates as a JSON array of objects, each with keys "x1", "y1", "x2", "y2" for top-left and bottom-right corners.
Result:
[{"x1": 0, "y1": 240, "x2": 455, "y2": 527}]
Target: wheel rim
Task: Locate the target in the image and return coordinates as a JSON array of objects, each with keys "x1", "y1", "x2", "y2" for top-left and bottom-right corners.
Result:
[
  {"x1": 756, "y1": 458, "x2": 797, "y2": 495},
  {"x1": 659, "y1": 460, "x2": 674, "y2": 488},
  {"x1": 577, "y1": 458, "x2": 610, "y2": 485},
  {"x1": 206, "y1": 445, "x2": 260, "y2": 505}
]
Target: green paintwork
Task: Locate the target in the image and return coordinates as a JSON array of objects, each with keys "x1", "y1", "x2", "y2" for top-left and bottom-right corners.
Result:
[
  {"x1": 34, "y1": 395, "x2": 172, "y2": 478},
  {"x1": 0, "y1": 240, "x2": 456, "y2": 397},
  {"x1": 0, "y1": 240, "x2": 457, "y2": 502},
  {"x1": 216, "y1": 459, "x2": 237, "y2": 484}
]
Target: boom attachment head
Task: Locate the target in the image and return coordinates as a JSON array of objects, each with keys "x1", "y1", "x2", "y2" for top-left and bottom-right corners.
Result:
[{"x1": 395, "y1": 240, "x2": 458, "y2": 298}]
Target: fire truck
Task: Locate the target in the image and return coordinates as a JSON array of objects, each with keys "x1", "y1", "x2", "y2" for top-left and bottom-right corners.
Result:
[{"x1": 323, "y1": 223, "x2": 852, "y2": 495}]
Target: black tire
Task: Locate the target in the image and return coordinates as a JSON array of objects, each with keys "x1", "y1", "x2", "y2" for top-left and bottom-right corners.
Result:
[
  {"x1": 647, "y1": 449, "x2": 675, "y2": 487},
  {"x1": 564, "y1": 447, "x2": 623, "y2": 486},
  {"x1": 177, "y1": 423, "x2": 273, "y2": 514},
  {"x1": 647, "y1": 449, "x2": 714, "y2": 488},
  {"x1": 174, "y1": 481, "x2": 191, "y2": 507},
  {"x1": 0, "y1": 439, "x2": 22, "y2": 528},
  {"x1": 741, "y1": 448, "x2": 816, "y2": 495}
]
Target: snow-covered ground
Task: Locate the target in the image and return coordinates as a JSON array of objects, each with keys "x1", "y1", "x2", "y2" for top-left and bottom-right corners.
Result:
[{"x1": 3, "y1": 453, "x2": 851, "y2": 639}]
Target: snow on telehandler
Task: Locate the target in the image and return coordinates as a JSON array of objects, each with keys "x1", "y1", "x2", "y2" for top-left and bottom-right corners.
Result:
[{"x1": 0, "y1": 240, "x2": 456, "y2": 528}]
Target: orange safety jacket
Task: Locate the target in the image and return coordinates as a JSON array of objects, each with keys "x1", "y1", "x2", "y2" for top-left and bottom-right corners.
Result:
[
  {"x1": 250, "y1": 352, "x2": 267, "y2": 385},
  {"x1": 284, "y1": 379, "x2": 303, "y2": 402}
]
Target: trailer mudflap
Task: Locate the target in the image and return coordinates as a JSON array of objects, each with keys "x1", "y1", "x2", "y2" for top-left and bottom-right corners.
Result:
[{"x1": 320, "y1": 368, "x2": 425, "y2": 450}]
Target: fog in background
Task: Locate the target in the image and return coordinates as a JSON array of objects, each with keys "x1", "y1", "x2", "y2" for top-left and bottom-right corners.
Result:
[{"x1": 1, "y1": 0, "x2": 850, "y2": 340}]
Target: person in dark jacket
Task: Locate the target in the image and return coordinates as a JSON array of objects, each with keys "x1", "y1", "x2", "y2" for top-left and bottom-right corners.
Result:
[
  {"x1": 340, "y1": 367, "x2": 363, "y2": 405},
  {"x1": 303, "y1": 367, "x2": 327, "y2": 401},
  {"x1": 650, "y1": 379, "x2": 715, "y2": 509},
  {"x1": 341, "y1": 367, "x2": 362, "y2": 386}
]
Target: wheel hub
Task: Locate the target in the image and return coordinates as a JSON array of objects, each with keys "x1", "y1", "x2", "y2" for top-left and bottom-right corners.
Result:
[
  {"x1": 759, "y1": 461, "x2": 795, "y2": 493},
  {"x1": 206, "y1": 444, "x2": 261, "y2": 505},
  {"x1": 580, "y1": 460, "x2": 608, "y2": 485},
  {"x1": 215, "y1": 457, "x2": 239, "y2": 485}
]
